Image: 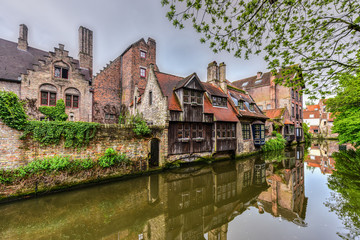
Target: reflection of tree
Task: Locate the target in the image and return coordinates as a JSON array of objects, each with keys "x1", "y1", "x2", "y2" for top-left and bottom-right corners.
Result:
[{"x1": 325, "y1": 149, "x2": 360, "y2": 239}]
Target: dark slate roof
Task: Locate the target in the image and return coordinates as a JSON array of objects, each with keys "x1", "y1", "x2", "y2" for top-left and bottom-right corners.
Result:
[
  {"x1": 232, "y1": 71, "x2": 272, "y2": 90},
  {"x1": 0, "y1": 38, "x2": 92, "y2": 82},
  {"x1": 0, "y1": 38, "x2": 49, "y2": 81}
]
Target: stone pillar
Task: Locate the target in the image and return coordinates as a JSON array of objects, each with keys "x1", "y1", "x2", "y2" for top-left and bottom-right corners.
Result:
[
  {"x1": 78, "y1": 26, "x2": 93, "y2": 76},
  {"x1": 18, "y1": 24, "x2": 28, "y2": 51}
]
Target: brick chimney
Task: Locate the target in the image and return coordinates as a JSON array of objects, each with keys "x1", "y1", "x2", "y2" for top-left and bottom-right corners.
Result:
[
  {"x1": 219, "y1": 62, "x2": 227, "y2": 94},
  {"x1": 257, "y1": 71, "x2": 263, "y2": 79},
  {"x1": 207, "y1": 61, "x2": 219, "y2": 84},
  {"x1": 78, "y1": 26, "x2": 93, "y2": 76},
  {"x1": 147, "y1": 37, "x2": 157, "y2": 66},
  {"x1": 18, "y1": 24, "x2": 28, "y2": 51}
]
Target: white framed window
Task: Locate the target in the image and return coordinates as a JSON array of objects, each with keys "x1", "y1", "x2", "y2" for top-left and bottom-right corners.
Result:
[
  {"x1": 140, "y1": 50, "x2": 146, "y2": 59},
  {"x1": 266, "y1": 104, "x2": 271, "y2": 110},
  {"x1": 310, "y1": 114, "x2": 314, "y2": 118},
  {"x1": 140, "y1": 67, "x2": 146, "y2": 78}
]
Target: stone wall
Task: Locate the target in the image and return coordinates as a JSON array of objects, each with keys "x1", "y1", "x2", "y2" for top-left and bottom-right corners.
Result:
[
  {"x1": 0, "y1": 80, "x2": 21, "y2": 96},
  {"x1": 0, "y1": 120, "x2": 167, "y2": 169}
]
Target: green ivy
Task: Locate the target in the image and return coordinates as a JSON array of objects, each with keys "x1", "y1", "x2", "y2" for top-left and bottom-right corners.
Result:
[
  {"x1": 38, "y1": 99, "x2": 68, "y2": 121},
  {"x1": 0, "y1": 91, "x2": 28, "y2": 130},
  {"x1": 22, "y1": 121, "x2": 99, "y2": 148},
  {"x1": 262, "y1": 133, "x2": 287, "y2": 152},
  {"x1": 302, "y1": 122, "x2": 312, "y2": 143}
]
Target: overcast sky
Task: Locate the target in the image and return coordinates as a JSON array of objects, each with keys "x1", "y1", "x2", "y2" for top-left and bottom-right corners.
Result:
[{"x1": 0, "y1": 0, "x2": 268, "y2": 82}]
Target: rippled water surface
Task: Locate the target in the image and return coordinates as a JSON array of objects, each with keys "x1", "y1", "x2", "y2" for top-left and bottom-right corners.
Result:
[{"x1": 0, "y1": 141, "x2": 358, "y2": 239}]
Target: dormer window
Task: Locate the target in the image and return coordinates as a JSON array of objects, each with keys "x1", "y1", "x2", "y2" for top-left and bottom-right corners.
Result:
[
  {"x1": 238, "y1": 100, "x2": 244, "y2": 110},
  {"x1": 54, "y1": 66, "x2": 68, "y2": 79},
  {"x1": 255, "y1": 80, "x2": 262, "y2": 84},
  {"x1": 242, "y1": 82, "x2": 248, "y2": 87},
  {"x1": 183, "y1": 89, "x2": 203, "y2": 105},
  {"x1": 249, "y1": 103, "x2": 255, "y2": 111},
  {"x1": 140, "y1": 50, "x2": 146, "y2": 59},
  {"x1": 212, "y1": 96, "x2": 227, "y2": 107}
]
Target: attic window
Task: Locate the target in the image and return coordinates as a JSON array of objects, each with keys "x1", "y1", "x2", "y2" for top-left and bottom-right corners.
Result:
[
  {"x1": 54, "y1": 66, "x2": 68, "y2": 79},
  {"x1": 238, "y1": 100, "x2": 244, "y2": 110},
  {"x1": 242, "y1": 82, "x2": 248, "y2": 87},
  {"x1": 255, "y1": 80, "x2": 262, "y2": 84},
  {"x1": 140, "y1": 50, "x2": 146, "y2": 59},
  {"x1": 249, "y1": 103, "x2": 255, "y2": 111},
  {"x1": 212, "y1": 96, "x2": 227, "y2": 107}
]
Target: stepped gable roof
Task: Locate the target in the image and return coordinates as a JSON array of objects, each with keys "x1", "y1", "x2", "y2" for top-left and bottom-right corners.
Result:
[
  {"x1": 155, "y1": 71, "x2": 183, "y2": 111},
  {"x1": 202, "y1": 82, "x2": 227, "y2": 97},
  {"x1": 0, "y1": 38, "x2": 48, "y2": 81},
  {"x1": 0, "y1": 38, "x2": 91, "y2": 82},
  {"x1": 232, "y1": 71, "x2": 272, "y2": 90},
  {"x1": 263, "y1": 108, "x2": 286, "y2": 119},
  {"x1": 203, "y1": 94, "x2": 238, "y2": 122}
]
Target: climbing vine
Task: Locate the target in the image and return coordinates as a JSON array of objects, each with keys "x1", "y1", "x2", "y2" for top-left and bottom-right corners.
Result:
[
  {"x1": 38, "y1": 99, "x2": 68, "y2": 121},
  {"x1": 22, "y1": 121, "x2": 99, "y2": 148},
  {"x1": 0, "y1": 91, "x2": 28, "y2": 130}
]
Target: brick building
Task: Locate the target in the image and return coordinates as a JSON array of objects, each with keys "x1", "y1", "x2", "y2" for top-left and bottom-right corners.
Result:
[
  {"x1": 0, "y1": 24, "x2": 93, "y2": 122},
  {"x1": 232, "y1": 70, "x2": 304, "y2": 142},
  {"x1": 93, "y1": 38, "x2": 158, "y2": 123}
]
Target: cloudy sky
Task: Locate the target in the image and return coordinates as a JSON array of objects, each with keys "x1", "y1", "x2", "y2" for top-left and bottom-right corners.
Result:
[{"x1": 0, "y1": 0, "x2": 268, "y2": 82}]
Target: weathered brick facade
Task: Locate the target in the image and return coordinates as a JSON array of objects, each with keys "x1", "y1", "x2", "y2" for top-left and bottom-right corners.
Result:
[
  {"x1": 0, "y1": 119, "x2": 168, "y2": 169},
  {"x1": 0, "y1": 24, "x2": 93, "y2": 122},
  {"x1": 93, "y1": 38, "x2": 158, "y2": 123}
]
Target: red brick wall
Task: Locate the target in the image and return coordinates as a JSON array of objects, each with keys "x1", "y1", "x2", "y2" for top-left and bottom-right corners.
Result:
[{"x1": 93, "y1": 57, "x2": 122, "y2": 123}]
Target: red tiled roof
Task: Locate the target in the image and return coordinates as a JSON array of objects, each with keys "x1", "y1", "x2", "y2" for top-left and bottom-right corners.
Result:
[
  {"x1": 306, "y1": 105, "x2": 320, "y2": 111},
  {"x1": 202, "y1": 82, "x2": 227, "y2": 97},
  {"x1": 232, "y1": 72, "x2": 272, "y2": 90},
  {"x1": 228, "y1": 89, "x2": 268, "y2": 119},
  {"x1": 303, "y1": 110, "x2": 320, "y2": 119},
  {"x1": 155, "y1": 71, "x2": 183, "y2": 111},
  {"x1": 204, "y1": 94, "x2": 238, "y2": 122},
  {"x1": 284, "y1": 119, "x2": 294, "y2": 124},
  {"x1": 310, "y1": 126, "x2": 319, "y2": 130},
  {"x1": 263, "y1": 108, "x2": 285, "y2": 119}
]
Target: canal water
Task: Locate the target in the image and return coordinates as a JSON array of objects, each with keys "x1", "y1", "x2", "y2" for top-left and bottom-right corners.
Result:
[{"x1": 0, "y1": 141, "x2": 359, "y2": 240}]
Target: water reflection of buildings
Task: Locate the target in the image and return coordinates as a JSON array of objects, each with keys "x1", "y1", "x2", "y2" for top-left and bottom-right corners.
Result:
[
  {"x1": 257, "y1": 146, "x2": 307, "y2": 226},
  {"x1": 305, "y1": 142, "x2": 337, "y2": 174},
  {"x1": 0, "y1": 147, "x2": 308, "y2": 240}
]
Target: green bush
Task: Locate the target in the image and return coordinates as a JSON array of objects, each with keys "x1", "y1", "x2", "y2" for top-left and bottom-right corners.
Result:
[
  {"x1": 262, "y1": 133, "x2": 287, "y2": 152},
  {"x1": 78, "y1": 158, "x2": 95, "y2": 170},
  {"x1": 38, "y1": 99, "x2": 68, "y2": 121},
  {"x1": 0, "y1": 91, "x2": 28, "y2": 130},
  {"x1": 302, "y1": 122, "x2": 312, "y2": 142},
  {"x1": 271, "y1": 130, "x2": 277, "y2": 136},
  {"x1": 130, "y1": 114, "x2": 151, "y2": 136},
  {"x1": 98, "y1": 148, "x2": 130, "y2": 168}
]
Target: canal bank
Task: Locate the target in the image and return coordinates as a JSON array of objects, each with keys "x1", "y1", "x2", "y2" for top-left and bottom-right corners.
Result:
[{"x1": 1, "y1": 141, "x2": 357, "y2": 240}]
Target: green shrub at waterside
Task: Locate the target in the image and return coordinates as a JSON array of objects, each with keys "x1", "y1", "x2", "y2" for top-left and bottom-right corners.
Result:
[
  {"x1": 262, "y1": 133, "x2": 287, "y2": 152},
  {"x1": 130, "y1": 114, "x2": 151, "y2": 136},
  {"x1": 0, "y1": 91, "x2": 28, "y2": 130},
  {"x1": 38, "y1": 99, "x2": 68, "y2": 121},
  {"x1": 22, "y1": 121, "x2": 99, "y2": 148},
  {"x1": 302, "y1": 122, "x2": 312, "y2": 142},
  {"x1": 98, "y1": 148, "x2": 130, "y2": 168},
  {"x1": 0, "y1": 149, "x2": 131, "y2": 185}
]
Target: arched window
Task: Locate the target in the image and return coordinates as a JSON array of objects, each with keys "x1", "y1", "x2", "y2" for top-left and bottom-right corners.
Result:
[
  {"x1": 64, "y1": 88, "x2": 80, "y2": 108},
  {"x1": 40, "y1": 84, "x2": 57, "y2": 106}
]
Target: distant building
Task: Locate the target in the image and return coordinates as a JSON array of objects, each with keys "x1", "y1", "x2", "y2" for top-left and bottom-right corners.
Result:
[
  {"x1": 232, "y1": 69, "x2": 304, "y2": 142},
  {"x1": 0, "y1": 24, "x2": 93, "y2": 122},
  {"x1": 303, "y1": 100, "x2": 336, "y2": 137}
]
